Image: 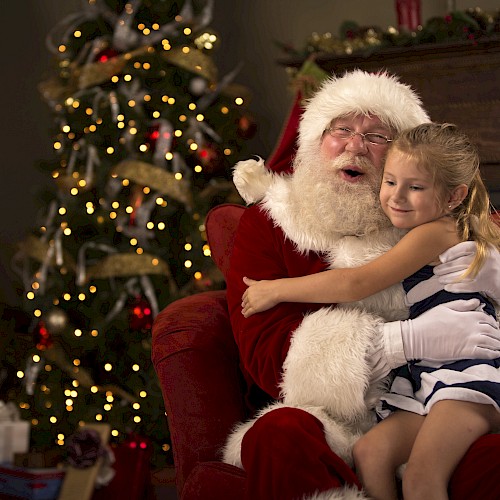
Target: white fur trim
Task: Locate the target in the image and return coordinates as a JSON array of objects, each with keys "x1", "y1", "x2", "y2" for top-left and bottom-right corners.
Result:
[
  {"x1": 299, "y1": 70, "x2": 430, "y2": 161},
  {"x1": 232, "y1": 157, "x2": 276, "y2": 205},
  {"x1": 261, "y1": 175, "x2": 340, "y2": 253},
  {"x1": 304, "y1": 486, "x2": 369, "y2": 500},
  {"x1": 281, "y1": 306, "x2": 383, "y2": 421},
  {"x1": 221, "y1": 405, "x2": 267, "y2": 468},
  {"x1": 326, "y1": 228, "x2": 408, "y2": 322}
]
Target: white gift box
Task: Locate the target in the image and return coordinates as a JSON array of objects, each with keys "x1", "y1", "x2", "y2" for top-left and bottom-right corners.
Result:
[{"x1": 0, "y1": 420, "x2": 31, "y2": 463}]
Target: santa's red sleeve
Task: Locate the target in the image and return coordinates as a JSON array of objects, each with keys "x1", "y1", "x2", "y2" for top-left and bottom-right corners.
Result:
[{"x1": 226, "y1": 204, "x2": 326, "y2": 402}]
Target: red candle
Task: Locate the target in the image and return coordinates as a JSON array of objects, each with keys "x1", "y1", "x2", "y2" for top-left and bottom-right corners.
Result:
[{"x1": 395, "y1": 0, "x2": 422, "y2": 31}]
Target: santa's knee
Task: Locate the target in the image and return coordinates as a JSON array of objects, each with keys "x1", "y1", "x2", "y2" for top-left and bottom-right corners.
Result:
[
  {"x1": 449, "y1": 434, "x2": 500, "y2": 500},
  {"x1": 242, "y1": 406, "x2": 324, "y2": 460}
]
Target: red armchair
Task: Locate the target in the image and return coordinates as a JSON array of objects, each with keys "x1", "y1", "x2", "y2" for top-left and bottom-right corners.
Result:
[{"x1": 151, "y1": 203, "x2": 250, "y2": 499}]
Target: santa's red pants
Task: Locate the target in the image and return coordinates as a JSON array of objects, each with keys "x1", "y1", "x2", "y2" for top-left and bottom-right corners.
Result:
[{"x1": 240, "y1": 406, "x2": 500, "y2": 499}]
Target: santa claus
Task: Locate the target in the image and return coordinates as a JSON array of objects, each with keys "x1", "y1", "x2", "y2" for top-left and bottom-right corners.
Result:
[{"x1": 222, "y1": 70, "x2": 500, "y2": 499}]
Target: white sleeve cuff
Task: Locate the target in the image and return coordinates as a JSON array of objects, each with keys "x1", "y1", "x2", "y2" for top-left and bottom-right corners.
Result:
[{"x1": 383, "y1": 321, "x2": 406, "y2": 369}]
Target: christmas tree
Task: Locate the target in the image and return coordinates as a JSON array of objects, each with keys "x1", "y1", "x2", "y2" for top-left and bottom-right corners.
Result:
[{"x1": 11, "y1": 0, "x2": 253, "y2": 467}]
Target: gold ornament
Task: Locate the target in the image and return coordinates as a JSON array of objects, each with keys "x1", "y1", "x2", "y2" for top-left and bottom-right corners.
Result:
[{"x1": 44, "y1": 308, "x2": 69, "y2": 335}]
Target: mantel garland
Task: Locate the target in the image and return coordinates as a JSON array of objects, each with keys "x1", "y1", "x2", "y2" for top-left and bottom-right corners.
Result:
[{"x1": 277, "y1": 8, "x2": 500, "y2": 61}]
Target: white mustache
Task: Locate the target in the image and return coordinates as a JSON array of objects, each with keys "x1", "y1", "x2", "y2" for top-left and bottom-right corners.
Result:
[{"x1": 329, "y1": 153, "x2": 375, "y2": 174}]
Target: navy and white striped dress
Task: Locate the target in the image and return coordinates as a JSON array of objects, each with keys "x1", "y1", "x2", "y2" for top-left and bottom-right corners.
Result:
[{"x1": 377, "y1": 264, "x2": 500, "y2": 419}]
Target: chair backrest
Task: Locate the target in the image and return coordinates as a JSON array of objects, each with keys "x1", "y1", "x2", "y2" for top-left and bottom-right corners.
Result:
[{"x1": 206, "y1": 203, "x2": 246, "y2": 278}]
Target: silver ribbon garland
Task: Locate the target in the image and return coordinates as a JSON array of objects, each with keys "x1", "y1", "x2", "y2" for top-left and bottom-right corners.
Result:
[
  {"x1": 118, "y1": 194, "x2": 157, "y2": 243},
  {"x1": 76, "y1": 242, "x2": 117, "y2": 287},
  {"x1": 140, "y1": 274, "x2": 159, "y2": 318},
  {"x1": 112, "y1": 0, "x2": 141, "y2": 52},
  {"x1": 54, "y1": 229, "x2": 64, "y2": 267},
  {"x1": 23, "y1": 357, "x2": 43, "y2": 396},
  {"x1": 36, "y1": 244, "x2": 54, "y2": 296},
  {"x1": 47, "y1": 0, "x2": 215, "y2": 58},
  {"x1": 108, "y1": 91, "x2": 120, "y2": 122},
  {"x1": 40, "y1": 201, "x2": 59, "y2": 243},
  {"x1": 85, "y1": 144, "x2": 99, "y2": 187},
  {"x1": 172, "y1": 152, "x2": 189, "y2": 176},
  {"x1": 196, "y1": 62, "x2": 243, "y2": 111},
  {"x1": 104, "y1": 176, "x2": 123, "y2": 205},
  {"x1": 37, "y1": 227, "x2": 64, "y2": 295},
  {"x1": 118, "y1": 80, "x2": 146, "y2": 116}
]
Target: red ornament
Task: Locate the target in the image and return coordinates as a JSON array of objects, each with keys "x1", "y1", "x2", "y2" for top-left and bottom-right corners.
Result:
[
  {"x1": 129, "y1": 297, "x2": 153, "y2": 332},
  {"x1": 145, "y1": 125, "x2": 161, "y2": 152},
  {"x1": 196, "y1": 142, "x2": 224, "y2": 174},
  {"x1": 237, "y1": 114, "x2": 257, "y2": 139},
  {"x1": 125, "y1": 434, "x2": 151, "y2": 450},
  {"x1": 95, "y1": 48, "x2": 119, "y2": 63},
  {"x1": 34, "y1": 320, "x2": 53, "y2": 350}
]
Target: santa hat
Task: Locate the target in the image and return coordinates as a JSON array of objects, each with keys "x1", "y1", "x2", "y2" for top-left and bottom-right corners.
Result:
[
  {"x1": 298, "y1": 69, "x2": 430, "y2": 162},
  {"x1": 234, "y1": 70, "x2": 430, "y2": 203}
]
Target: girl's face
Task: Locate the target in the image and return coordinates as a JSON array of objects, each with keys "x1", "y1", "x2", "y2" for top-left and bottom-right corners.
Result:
[{"x1": 379, "y1": 149, "x2": 447, "y2": 230}]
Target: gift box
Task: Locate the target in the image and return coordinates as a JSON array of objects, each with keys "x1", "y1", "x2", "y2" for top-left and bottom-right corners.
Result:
[
  {"x1": 0, "y1": 401, "x2": 31, "y2": 464},
  {"x1": 0, "y1": 420, "x2": 30, "y2": 464},
  {"x1": 92, "y1": 434, "x2": 153, "y2": 500},
  {"x1": 0, "y1": 464, "x2": 65, "y2": 500}
]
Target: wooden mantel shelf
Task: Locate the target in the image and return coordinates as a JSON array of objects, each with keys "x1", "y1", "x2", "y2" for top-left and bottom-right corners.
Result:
[{"x1": 279, "y1": 37, "x2": 500, "y2": 205}]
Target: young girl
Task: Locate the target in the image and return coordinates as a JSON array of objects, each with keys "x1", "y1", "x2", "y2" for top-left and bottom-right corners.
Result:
[{"x1": 240, "y1": 123, "x2": 500, "y2": 500}]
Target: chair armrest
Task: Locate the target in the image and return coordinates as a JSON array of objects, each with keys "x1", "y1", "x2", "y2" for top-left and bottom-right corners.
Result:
[{"x1": 151, "y1": 290, "x2": 247, "y2": 493}]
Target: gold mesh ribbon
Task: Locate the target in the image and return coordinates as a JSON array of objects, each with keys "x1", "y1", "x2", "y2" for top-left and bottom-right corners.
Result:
[
  {"x1": 161, "y1": 46, "x2": 217, "y2": 84},
  {"x1": 44, "y1": 343, "x2": 137, "y2": 404},
  {"x1": 39, "y1": 46, "x2": 150, "y2": 103},
  {"x1": 87, "y1": 252, "x2": 171, "y2": 280},
  {"x1": 112, "y1": 159, "x2": 193, "y2": 207},
  {"x1": 18, "y1": 235, "x2": 77, "y2": 271},
  {"x1": 40, "y1": 45, "x2": 217, "y2": 104}
]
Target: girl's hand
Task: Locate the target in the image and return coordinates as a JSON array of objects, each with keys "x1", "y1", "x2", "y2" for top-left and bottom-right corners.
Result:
[{"x1": 241, "y1": 276, "x2": 282, "y2": 317}]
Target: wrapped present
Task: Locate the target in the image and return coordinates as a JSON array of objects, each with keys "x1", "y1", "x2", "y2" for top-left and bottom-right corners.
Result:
[
  {"x1": 58, "y1": 423, "x2": 112, "y2": 500},
  {"x1": 14, "y1": 450, "x2": 63, "y2": 469},
  {"x1": 0, "y1": 401, "x2": 30, "y2": 464},
  {"x1": 92, "y1": 434, "x2": 153, "y2": 500},
  {"x1": 0, "y1": 464, "x2": 65, "y2": 500}
]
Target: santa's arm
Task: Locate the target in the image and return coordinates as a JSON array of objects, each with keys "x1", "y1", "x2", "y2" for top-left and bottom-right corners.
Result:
[{"x1": 226, "y1": 205, "x2": 330, "y2": 399}]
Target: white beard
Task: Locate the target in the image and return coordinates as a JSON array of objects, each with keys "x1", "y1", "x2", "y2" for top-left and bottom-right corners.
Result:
[{"x1": 274, "y1": 151, "x2": 393, "y2": 252}]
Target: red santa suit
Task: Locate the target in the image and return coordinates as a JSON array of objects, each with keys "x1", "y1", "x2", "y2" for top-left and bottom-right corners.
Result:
[{"x1": 222, "y1": 71, "x2": 500, "y2": 499}]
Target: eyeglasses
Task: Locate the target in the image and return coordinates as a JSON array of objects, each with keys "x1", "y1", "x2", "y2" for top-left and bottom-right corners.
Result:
[{"x1": 325, "y1": 126, "x2": 392, "y2": 145}]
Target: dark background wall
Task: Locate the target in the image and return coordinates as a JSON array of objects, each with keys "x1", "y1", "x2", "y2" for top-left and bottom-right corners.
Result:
[{"x1": 1, "y1": 0, "x2": 497, "y2": 305}]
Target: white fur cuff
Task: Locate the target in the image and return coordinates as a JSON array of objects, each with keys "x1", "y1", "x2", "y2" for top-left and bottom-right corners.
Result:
[
  {"x1": 232, "y1": 157, "x2": 274, "y2": 205},
  {"x1": 281, "y1": 306, "x2": 382, "y2": 421}
]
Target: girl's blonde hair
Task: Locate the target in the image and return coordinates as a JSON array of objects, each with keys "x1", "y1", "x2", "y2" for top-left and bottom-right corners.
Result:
[{"x1": 392, "y1": 122, "x2": 500, "y2": 277}]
